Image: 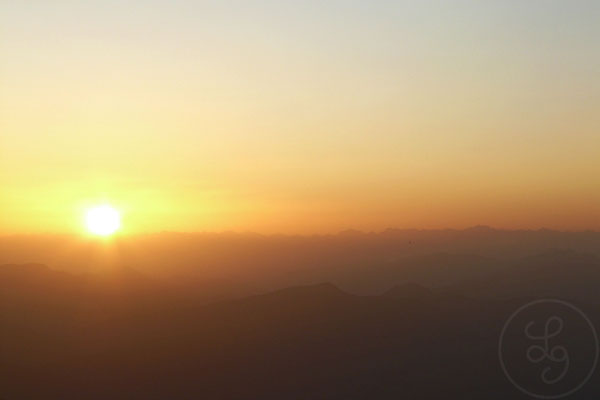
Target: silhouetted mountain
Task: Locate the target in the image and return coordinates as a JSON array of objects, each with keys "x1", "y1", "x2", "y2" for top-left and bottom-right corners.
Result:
[
  {"x1": 2, "y1": 274, "x2": 597, "y2": 399},
  {"x1": 2, "y1": 228, "x2": 599, "y2": 297},
  {"x1": 3, "y1": 243, "x2": 600, "y2": 398},
  {"x1": 0, "y1": 262, "x2": 69, "y2": 285},
  {"x1": 0, "y1": 263, "x2": 87, "y2": 306},
  {"x1": 0, "y1": 278, "x2": 496, "y2": 399}
]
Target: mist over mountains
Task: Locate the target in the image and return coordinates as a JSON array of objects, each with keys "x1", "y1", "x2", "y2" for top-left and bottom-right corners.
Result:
[
  {"x1": 2, "y1": 227, "x2": 600, "y2": 398},
  {"x1": 2, "y1": 227, "x2": 599, "y2": 297}
]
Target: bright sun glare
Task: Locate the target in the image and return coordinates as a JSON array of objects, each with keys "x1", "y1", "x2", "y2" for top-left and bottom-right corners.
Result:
[{"x1": 85, "y1": 205, "x2": 121, "y2": 236}]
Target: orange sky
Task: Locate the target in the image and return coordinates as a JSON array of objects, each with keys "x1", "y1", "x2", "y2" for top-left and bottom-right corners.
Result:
[{"x1": 1, "y1": 1, "x2": 599, "y2": 234}]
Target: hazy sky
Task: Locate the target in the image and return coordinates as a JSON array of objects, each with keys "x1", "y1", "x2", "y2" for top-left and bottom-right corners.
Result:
[{"x1": 1, "y1": 1, "x2": 599, "y2": 234}]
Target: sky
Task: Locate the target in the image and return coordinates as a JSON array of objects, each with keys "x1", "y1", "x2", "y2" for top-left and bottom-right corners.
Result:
[{"x1": 1, "y1": 1, "x2": 599, "y2": 234}]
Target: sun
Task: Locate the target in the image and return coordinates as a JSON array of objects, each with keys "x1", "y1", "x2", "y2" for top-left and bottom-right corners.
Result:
[{"x1": 85, "y1": 205, "x2": 121, "y2": 236}]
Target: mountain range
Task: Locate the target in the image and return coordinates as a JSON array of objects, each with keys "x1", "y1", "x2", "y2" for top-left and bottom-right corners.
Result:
[{"x1": 2, "y1": 242, "x2": 600, "y2": 398}]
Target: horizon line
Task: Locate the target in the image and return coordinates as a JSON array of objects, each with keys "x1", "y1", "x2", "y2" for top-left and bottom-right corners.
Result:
[{"x1": 2, "y1": 225, "x2": 599, "y2": 238}]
